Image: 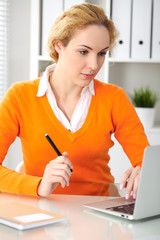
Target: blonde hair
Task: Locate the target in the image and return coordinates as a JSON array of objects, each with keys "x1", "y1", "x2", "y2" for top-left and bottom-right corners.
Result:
[{"x1": 47, "y1": 3, "x2": 117, "y2": 62}]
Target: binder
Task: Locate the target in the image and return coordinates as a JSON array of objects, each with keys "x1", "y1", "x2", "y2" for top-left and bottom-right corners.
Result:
[
  {"x1": 131, "y1": 0, "x2": 152, "y2": 59},
  {"x1": 64, "y1": 0, "x2": 85, "y2": 10},
  {"x1": 152, "y1": 0, "x2": 160, "y2": 59},
  {"x1": 111, "y1": 0, "x2": 132, "y2": 59},
  {"x1": 41, "y1": 0, "x2": 63, "y2": 56},
  {"x1": 0, "y1": 201, "x2": 66, "y2": 230}
]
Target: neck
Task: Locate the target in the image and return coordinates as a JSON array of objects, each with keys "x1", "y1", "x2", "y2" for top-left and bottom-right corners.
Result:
[
  {"x1": 49, "y1": 64, "x2": 84, "y2": 121},
  {"x1": 49, "y1": 64, "x2": 83, "y2": 101}
]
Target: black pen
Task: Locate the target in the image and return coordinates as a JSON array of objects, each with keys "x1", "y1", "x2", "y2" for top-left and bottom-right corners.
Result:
[{"x1": 45, "y1": 134, "x2": 73, "y2": 173}]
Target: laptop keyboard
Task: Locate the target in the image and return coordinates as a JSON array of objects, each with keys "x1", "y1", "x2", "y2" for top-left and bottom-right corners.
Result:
[{"x1": 106, "y1": 203, "x2": 135, "y2": 215}]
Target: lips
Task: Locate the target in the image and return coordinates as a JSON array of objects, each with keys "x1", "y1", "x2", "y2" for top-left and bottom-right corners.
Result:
[{"x1": 81, "y1": 73, "x2": 94, "y2": 79}]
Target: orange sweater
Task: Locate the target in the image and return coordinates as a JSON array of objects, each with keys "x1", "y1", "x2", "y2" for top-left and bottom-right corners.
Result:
[{"x1": 0, "y1": 78, "x2": 149, "y2": 196}]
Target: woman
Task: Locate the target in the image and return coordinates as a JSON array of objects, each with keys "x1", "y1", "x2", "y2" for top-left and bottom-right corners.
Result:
[{"x1": 0, "y1": 3, "x2": 149, "y2": 198}]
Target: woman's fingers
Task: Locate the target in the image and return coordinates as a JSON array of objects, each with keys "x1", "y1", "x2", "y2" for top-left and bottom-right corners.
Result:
[
  {"x1": 120, "y1": 166, "x2": 141, "y2": 200},
  {"x1": 49, "y1": 162, "x2": 72, "y2": 179},
  {"x1": 50, "y1": 154, "x2": 73, "y2": 172},
  {"x1": 37, "y1": 152, "x2": 73, "y2": 196},
  {"x1": 62, "y1": 151, "x2": 68, "y2": 157},
  {"x1": 48, "y1": 167, "x2": 71, "y2": 186},
  {"x1": 120, "y1": 167, "x2": 133, "y2": 189},
  {"x1": 132, "y1": 171, "x2": 140, "y2": 199},
  {"x1": 47, "y1": 155, "x2": 72, "y2": 186}
]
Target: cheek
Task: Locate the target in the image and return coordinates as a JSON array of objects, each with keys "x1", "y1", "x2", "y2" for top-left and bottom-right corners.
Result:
[
  {"x1": 68, "y1": 55, "x2": 85, "y2": 71},
  {"x1": 98, "y1": 57, "x2": 105, "y2": 69},
  {"x1": 63, "y1": 52, "x2": 79, "y2": 66},
  {"x1": 61, "y1": 56, "x2": 82, "y2": 77},
  {"x1": 70, "y1": 53, "x2": 81, "y2": 63}
]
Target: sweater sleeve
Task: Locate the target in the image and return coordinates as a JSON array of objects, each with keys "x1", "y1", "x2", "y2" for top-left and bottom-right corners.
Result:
[
  {"x1": 112, "y1": 87, "x2": 150, "y2": 167},
  {"x1": 0, "y1": 84, "x2": 42, "y2": 196}
]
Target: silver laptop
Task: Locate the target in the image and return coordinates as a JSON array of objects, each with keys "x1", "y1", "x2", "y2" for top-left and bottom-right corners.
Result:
[{"x1": 84, "y1": 145, "x2": 160, "y2": 220}]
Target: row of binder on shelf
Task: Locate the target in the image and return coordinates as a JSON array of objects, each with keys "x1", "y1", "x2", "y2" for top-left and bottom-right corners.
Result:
[
  {"x1": 111, "y1": 0, "x2": 160, "y2": 59},
  {"x1": 41, "y1": 0, "x2": 160, "y2": 60}
]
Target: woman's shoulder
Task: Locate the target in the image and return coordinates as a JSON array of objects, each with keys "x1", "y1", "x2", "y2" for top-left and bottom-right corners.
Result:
[
  {"x1": 7, "y1": 78, "x2": 41, "y2": 99},
  {"x1": 10, "y1": 78, "x2": 40, "y2": 92},
  {"x1": 94, "y1": 79, "x2": 125, "y2": 96},
  {"x1": 2, "y1": 78, "x2": 41, "y2": 104}
]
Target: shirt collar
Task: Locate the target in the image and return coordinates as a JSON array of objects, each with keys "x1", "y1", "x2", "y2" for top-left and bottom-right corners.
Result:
[
  {"x1": 36, "y1": 64, "x2": 56, "y2": 97},
  {"x1": 87, "y1": 79, "x2": 95, "y2": 95},
  {"x1": 36, "y1": 63, "x2": 95, "y2": 97}
]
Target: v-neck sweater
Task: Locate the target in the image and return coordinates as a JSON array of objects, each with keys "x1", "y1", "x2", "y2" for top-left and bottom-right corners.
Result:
[{"x1": 0, "y1": 78, "x2": 149, "y2": 196}]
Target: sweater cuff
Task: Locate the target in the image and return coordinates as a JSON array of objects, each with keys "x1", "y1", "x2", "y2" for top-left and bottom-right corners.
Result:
[{"x1": 16, "y1": 174, "x2": 42, "y2": 196}]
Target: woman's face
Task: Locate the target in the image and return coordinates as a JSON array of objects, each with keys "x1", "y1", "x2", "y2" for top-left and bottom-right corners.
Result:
[{"x1": 55, "y1": 25, "x2": 110, "y2": 88}]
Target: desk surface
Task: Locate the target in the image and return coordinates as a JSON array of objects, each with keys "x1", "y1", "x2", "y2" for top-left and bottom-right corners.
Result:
[{"x1": 0, "y1": 183, "x2": 160, "y2": 240}]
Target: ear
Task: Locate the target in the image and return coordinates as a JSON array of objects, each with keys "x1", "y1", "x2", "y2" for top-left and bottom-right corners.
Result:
[{"x1": 54, "y1": 41, "x2": 63, "y2": 54}]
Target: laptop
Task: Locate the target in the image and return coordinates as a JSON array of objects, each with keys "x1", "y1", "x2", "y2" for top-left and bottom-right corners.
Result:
[{"x1": 84, "y1": 145, "x2": 160, "y2": 220}]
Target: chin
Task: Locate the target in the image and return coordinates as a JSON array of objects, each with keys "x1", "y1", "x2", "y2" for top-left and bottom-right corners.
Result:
[{"x1": 81, "y1": 80, "x2": 92, "y2": 87}]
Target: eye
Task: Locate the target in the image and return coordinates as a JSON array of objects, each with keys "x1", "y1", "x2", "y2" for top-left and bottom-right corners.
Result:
[
  {"x1": 79, "y1": 50, "x2": 88, "y2": 55},
  {"x1": 98, "y1": 51, "x2": 107, "y2": 56}
]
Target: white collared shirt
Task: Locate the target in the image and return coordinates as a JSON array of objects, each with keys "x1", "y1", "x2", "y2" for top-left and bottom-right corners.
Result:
[{"x1": 36, "y1": 64, "x2": 95, "y2": 133}]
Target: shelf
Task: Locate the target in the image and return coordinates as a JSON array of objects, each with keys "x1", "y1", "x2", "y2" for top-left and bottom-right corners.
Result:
[
  {"x1": 38, "y1": 55, "x2": 53, "y2": 61},
  {"x1": 108, "y1": 58, "x2": 160, "y2": 64},
  {"x1": 145, "y1": 123, "x2": 160, "y2": 133},
  {"x1": 38, "y1": 55, "x2": 160, "y2": 64}
]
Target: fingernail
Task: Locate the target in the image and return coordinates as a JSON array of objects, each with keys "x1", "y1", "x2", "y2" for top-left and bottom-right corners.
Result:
[
  {"x1": 133, "y1": 194, "x2": 136, "y2": 199},
  {"x1": 125, "y1": 194, "x2": 129, "y2": 200},
  {"x1": 120, "y1": 184, "x2": 124, "y2": 190}
]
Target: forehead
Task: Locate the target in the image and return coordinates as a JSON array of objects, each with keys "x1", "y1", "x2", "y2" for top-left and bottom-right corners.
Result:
[{"x1": 68, "y1": 25, "x2": 110, "y2": 48}]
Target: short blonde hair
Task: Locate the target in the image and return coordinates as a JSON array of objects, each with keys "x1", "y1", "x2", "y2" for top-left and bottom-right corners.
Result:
[{"x1": 47, "y1": 3, "x2": 117, "y2": 62}]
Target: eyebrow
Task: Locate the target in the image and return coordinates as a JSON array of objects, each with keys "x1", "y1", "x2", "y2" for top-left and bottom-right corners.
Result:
[{"x1": 78, "y1": 45, "x2": 109, "y2": 51}]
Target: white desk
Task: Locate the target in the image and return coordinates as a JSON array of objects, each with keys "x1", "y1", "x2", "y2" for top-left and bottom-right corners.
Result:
[{"x1": 0, "y1": 184, "x2": 160, "y2": 240}]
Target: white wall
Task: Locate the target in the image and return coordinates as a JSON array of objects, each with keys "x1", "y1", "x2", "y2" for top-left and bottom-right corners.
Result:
[
  {"x1": 8, "y1": 0, "x2": 30, "y2": 86},
  {"x1": 4, "y1": 0, "x2": 31, "y2": 169}
]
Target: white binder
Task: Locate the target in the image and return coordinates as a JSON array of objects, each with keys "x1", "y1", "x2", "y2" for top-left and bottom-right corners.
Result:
[
  {"x1": 152, "y1": 0, "x2": 160, "y2": 59},
  {"x1": 131, "y1": 0, "x2": 152, "y2": 59},
  {"x1": 111, "y1": 0, "x2": 132, "y2": 59},
  {"x1": 64, "y1": 0, "x2": 85, "y2": 10},
  {"x1": 41, "y1": 0, "x2": 63, "y2": 56}
]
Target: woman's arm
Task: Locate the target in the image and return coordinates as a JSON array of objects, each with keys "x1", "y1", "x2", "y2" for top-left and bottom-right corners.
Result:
[
  {"x1": 0, "y1": 84, "x2": 42, "y2": 196},
  {"x1": 112, "y1": 88, "x2": 149, "y2": 199}
]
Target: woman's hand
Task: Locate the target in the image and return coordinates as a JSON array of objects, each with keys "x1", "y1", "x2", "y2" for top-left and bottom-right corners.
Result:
[
  {"x1": 120, "y1": 166, "x2": 141, "y2": 200},
  {"x1": 37, "y1": 152, "x2": 73, "y2": 197}
]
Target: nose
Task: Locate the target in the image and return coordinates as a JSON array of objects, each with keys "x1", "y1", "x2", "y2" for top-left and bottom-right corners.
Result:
[{"x1": 88, "y1": 55, "x2": 99, "y2": 71}]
